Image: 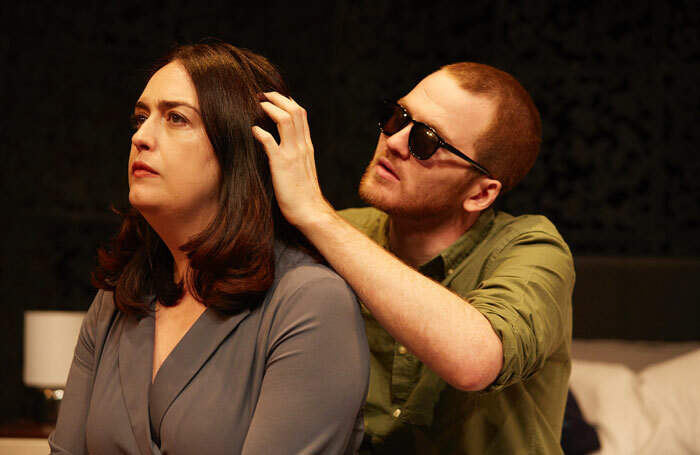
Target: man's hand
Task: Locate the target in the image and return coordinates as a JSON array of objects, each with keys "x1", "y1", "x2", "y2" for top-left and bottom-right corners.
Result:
[{"x1": 251, "y1": 92, "x2": 334, "y2": 229}]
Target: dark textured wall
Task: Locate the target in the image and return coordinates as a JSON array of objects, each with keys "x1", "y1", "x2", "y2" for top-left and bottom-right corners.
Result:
[{"x1": 1, "y1": 1, "x2": 698, "y2": 423}]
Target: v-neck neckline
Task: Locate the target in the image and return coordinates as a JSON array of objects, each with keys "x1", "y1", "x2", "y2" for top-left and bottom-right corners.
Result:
[
  {"x1": 143, "y1": 306, "x2": 251, "y2": 446},
  {"x1": 151, "y1": 304, "x2": 208, "y2": 384}
]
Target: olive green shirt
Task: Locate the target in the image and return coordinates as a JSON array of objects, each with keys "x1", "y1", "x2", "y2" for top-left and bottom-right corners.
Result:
[{"x1": 339, "y1": 207, "x2": 574, "y2": 455}]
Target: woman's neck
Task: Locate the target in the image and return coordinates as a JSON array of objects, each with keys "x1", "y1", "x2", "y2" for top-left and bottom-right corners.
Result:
[{"x1": 141, "y1": 211, "x2": 209, "y2": 283}]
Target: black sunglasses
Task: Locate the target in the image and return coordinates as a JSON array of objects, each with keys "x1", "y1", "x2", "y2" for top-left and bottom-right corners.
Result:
[{"x1": 378, "y1": 99, "x2": 492, "y2": 177}]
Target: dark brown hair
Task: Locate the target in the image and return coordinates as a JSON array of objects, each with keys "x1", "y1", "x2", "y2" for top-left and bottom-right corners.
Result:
[
  {"x1": 93, "y1": 41, "x2": 313, "y2": 316},
  {"x1": 442, "y1": 62, "x2": 541, "y2": 193}
]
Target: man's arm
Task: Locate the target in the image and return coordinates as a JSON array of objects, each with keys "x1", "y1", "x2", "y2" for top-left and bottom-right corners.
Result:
[
  {"x1": 252, "y1": 93, "x2": 502, "y2": 391},
  {"x1": 304, "y1": 210, "x2": 503, "y2": 391}
]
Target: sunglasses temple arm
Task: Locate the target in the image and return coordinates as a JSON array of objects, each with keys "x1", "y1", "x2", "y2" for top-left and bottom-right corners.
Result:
[{"x1": 443, "y1": 144, "x2": 492, "y2": 177}]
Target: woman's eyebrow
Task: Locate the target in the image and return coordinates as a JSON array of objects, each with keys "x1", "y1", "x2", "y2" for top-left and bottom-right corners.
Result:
[
  {"x1": 159, "y1": 100, "x2": 201, "y2": 115},
  {"x1": 134, "y1": 100, "x2": 201, "y2": 115},
  {"x1": 134, "y1": 100, "x2": 149, "y2": 112}
]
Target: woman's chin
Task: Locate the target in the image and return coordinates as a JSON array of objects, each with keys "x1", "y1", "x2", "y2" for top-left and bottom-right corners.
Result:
[{"x1": 129, "y1": 191, "x2": 162, "y2": 215}]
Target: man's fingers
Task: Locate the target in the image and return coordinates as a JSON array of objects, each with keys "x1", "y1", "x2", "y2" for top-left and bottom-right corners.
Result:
[
  {"x1": 263, "y1": 92, "x2": 304, "y2": 115},
  {"x1": 263, "y1": 93, "x2": 315, "y2": 153},
  {"x1": 262, "y1": 93, "x2": 309, "y2": 136},
  {"x1": 252, "y1": 94, "x2": 328, "y2": 227},
  {"x1": 251, "y1": 126, "x2": 278, "y2": 155},
  {"x1": 260, "y1": 94, "x2": 314, "y2": 156},
  {"x1": 259, "y1": 101, "x2": 299, "y2": 142},
  {"x1": 300, "y1": 106, "x2": 313, "y2": 150}
]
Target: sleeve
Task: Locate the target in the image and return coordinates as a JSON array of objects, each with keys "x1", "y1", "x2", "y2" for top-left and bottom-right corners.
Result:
[
  {"x1": 465, "y1": 229, "x2": 575, "y2": 392},
  {"x1": 241, "y1": 270, "x2": 370, "y2": 455},
  {"x1": 48, "y1": 290, "x2": 113, "y2": 454}
]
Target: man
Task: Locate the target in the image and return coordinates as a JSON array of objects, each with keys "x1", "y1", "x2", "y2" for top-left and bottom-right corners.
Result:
[{"x1": 252, "y1": 62, "x2": 574, "y2": 454}]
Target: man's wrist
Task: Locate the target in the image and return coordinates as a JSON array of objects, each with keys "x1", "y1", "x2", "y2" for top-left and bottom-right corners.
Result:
[{"x1": 295, "y1": 202, "x2": 340, "y2": 240}]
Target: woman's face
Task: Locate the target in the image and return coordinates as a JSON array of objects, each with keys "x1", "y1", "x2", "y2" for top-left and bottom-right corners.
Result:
[{"x1": 128, "y1": 61, "x2": 221, "y2": 227}]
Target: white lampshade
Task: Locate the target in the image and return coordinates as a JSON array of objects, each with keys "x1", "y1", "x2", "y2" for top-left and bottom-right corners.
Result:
[{"x1": 23, "y1": 311, "x2": 86, "y2": 389}]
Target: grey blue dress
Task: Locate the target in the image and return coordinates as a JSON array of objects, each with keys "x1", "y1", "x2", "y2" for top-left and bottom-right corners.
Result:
[{"x1": 49, "y1": 247, "x2": 370, "y2": 454}]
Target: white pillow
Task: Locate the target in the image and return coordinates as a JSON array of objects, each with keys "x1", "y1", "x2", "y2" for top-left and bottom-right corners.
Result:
[
  {"x1": 570, "y1": 349, "x2": 700, "y2": 455},
  {"x1": 637, "y1": 348, "x2": 700, "y2": 454},
  {"x1": 570, "y1": 360, "x2": 653, "y2": 455}
]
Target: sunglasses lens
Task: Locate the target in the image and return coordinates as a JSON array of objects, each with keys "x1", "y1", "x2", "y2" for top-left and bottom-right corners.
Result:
[
  {"x1": 409, "y1": 124, "x2": 439, "y2": 160},
  {"x1": 379, "y1": 101, "x2": 408, "y2": 135}
]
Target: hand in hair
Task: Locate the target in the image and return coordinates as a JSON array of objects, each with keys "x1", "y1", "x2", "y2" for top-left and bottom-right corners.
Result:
[{"x1": 252, "y1": 92, "x2": 334, "y2": 230}]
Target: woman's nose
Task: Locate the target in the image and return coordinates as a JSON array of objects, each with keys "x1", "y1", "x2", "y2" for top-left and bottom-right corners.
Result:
[{"x1": 131, "y1": 118, "x2": 156, "y2": 152}]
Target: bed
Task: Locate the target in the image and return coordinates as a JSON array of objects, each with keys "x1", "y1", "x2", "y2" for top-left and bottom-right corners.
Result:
[{"x1": 564, "y1": 256, "x2": 700, "y2": 455}]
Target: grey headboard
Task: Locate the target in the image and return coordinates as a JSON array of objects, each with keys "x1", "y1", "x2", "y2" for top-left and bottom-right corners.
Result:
[{"x1": 572, "y1": 256, "x2": 700, "y2": 341}]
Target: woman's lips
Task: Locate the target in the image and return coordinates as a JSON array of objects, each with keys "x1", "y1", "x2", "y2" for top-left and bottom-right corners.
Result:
[
  {"x1": 132, "y1": 161, "x2": 158, "y2": 177},
  {"x1": 376, "y1": 158, "x2": 400, "y2": 181}
]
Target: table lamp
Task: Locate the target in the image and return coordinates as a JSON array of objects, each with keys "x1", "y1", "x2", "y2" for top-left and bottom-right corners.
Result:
[{"x1": 23, "y1": 310, "x2": 86, "y2": 422}]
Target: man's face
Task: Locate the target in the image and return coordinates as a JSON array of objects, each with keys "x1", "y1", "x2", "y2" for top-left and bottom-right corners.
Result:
[{"x1": 359, "y1": 70, "x2": 495, "y2": 220}]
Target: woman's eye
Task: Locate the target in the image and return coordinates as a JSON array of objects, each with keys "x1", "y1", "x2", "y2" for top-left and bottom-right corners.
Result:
[
  {"x1": 168, "y1": 112, "x2": 188, "y2": 125},
  {"x1": 130, "y1": 113, "x2": 147, "y2": 130}
]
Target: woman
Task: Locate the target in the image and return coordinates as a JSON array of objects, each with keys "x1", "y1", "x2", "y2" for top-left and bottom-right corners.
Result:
[{"x1": 49, "y1": 42, "x2": 369, "y2": 455}]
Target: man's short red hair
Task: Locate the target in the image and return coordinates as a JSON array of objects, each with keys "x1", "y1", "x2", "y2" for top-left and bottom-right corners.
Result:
[{"x1": 443, "y1": 62, "x2": 541, "y2": 193}]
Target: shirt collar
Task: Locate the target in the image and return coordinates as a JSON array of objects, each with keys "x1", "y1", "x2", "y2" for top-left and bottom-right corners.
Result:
[{"x1": 417, "y1": 208, "x2": 496, "y2": 282}]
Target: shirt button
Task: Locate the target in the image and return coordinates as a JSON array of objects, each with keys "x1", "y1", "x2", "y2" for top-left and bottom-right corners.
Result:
[
  {"x1": 398, "y1": 345, "x2": 408, "y2": 355},
  {"x1": 447, "y1": 268, "x2": 454, "y2": 275},
  {"x1": 392, "y1": 408, "x2": 402, "y2": 418}
]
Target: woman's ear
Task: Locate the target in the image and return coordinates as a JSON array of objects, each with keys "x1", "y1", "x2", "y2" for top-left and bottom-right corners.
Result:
[{"x1": 463, "y1": 177, "x2": 502, "y2": 213}]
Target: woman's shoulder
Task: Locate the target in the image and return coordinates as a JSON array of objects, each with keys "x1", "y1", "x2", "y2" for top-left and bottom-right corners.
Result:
[
  {"x1": 70, "y1": 290, "x2": 121, "y2": 356},
  {"x1": 85, "y1": 290, "x2": 118, "y2": 323},
  {"x1": 274, "y1": 245, "x2": 347, "y2": 289},
  {"x1": 266, "y1": 245, "x2": 358, "y2": 315},
  {"x1": 261, "y1": 246, "x2": 367, "y2": 357}
]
